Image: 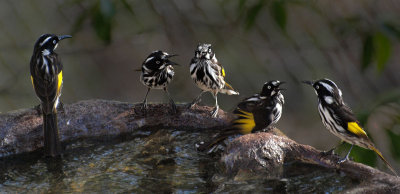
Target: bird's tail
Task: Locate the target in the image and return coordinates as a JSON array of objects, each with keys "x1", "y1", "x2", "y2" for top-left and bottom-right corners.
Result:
[
  {"x1": 369, "y1": 145, "x2": 398, "y2": 176},
  {"x1": 220, "y1": 82, "x2": 239, "y2": 95},
  {"x1": 196, "y1": 128, "x2": 238, "y2": 152},
  {"x1": 43, "y1": 112, "x2": 62, "y2": 157}
]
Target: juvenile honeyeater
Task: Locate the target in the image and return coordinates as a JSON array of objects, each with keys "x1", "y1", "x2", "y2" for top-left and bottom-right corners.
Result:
[{"x1": 189, "y1": 43, "x2": 239, "y2": 118}]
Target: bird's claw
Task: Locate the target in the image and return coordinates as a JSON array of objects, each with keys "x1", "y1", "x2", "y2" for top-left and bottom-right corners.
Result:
[{"x1": 211, "y1": 106, "x2": 219, "y2": 118}]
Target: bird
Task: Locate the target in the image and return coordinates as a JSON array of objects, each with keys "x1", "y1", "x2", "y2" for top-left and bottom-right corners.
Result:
[
  {"x1": 189, "y1": 43, "x2": 239, "y2": 118},
  {"x1": 303, "y1": 78, "x2": 397, "y2": 176},
  {"x1": 30, "y1": 34, "x2": 72, "y2": 157},
  {"x1": 197, "y1": 80, "x2": 285, "y2": 152},
  {"x1": 139, "y1": 50, "x2": 179, "y2": 114}
]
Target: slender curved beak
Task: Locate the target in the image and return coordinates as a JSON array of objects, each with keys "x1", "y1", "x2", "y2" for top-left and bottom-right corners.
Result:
[
  {"x1": 58, "y1": 35, "x2": 72, "y2": 41},
  {"x1": 302, "y1": 80, "x2": 313, "y2": 86}
]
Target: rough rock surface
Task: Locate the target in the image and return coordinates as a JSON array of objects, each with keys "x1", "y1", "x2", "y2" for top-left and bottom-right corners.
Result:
[
  {"x1": 0, "y1": 99, "x2": 399, "y2": 192},
  {"x1": 222, "y1": 132, "x2": 400, "y2": 193},
  {"x1": 0, "y1": 99, "x2": 231, "y2": 157}
]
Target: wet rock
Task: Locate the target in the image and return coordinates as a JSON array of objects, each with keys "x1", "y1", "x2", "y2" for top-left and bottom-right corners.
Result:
[
  {"x1": 0, "y1": 99, "x2": 232, "y2": 157},
  {"x1": 221, "y1": 131, "x2": 400, "y2": 193}
]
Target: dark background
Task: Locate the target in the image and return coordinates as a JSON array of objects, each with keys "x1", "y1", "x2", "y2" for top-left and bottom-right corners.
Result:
[{"x1": 0, "y1": 0, "x2": 399, "y2": 170}]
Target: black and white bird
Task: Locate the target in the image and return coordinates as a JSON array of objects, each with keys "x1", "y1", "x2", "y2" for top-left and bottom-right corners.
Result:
[
  {"x1": 30, "y1": 34, "x2": 71, "y2": 157},
  {"x1": 139, "y1": 50, "x2": 179, "y2": 113},
  {"x1": 189, "y1": 43, "x2": 239, "y2": 118},
  {"x1": 197, "y1": 80, "x2": 285, "y2": 152},
  {"x1": 303, "y1": 78, "x2": 397, "y2": 175}
]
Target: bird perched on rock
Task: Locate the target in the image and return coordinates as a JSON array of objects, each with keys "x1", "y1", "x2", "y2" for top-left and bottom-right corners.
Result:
[
  {"x1": 139, "y1": 50, "x2": 179, "y2": 114},
  {"x1": 30, "y1": 34, "x2": 72, "y2": 157},
  {"x1": 189, "y1": 43, "x2": 239, "y2": 118},
  {"x1": 303, "y1": 78, "x2": 397, "y2": 176},
  {"x1": 197, "y1": 80, "x2": 285, "y2": 152}
]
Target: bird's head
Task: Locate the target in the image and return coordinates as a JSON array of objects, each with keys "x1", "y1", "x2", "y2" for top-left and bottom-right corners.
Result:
[
  {"x1": 302, "y1": 78, "x2": 343, "y2": 105},
  {"x1": 195, "y1": 43, "x2": 214, "y2": 60},
  {"x1": 34, "y1": 34, "x2": 72, "y2": 55},
  {"x1": 261, "y1": 80, "x2": 285, "y2": 97},
  {"x1": 143, "y1": 50, "x2": 179, "y2": 69}
]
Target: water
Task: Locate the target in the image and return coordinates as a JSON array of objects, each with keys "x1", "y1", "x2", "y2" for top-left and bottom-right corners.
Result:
[{"x1": 0, "y1": 129, "x2": 358, "y2": 193}]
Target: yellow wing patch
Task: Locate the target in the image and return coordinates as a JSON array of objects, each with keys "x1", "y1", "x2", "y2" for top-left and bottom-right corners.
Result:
[
  {"x1": 347, "y1": 122, "x2": 367, "y2": 137},
  {"x1": 57, "y1": 71, "x2": 63, "y2": 95},
  {"x1": 31, "y1": 76, "x2": 34, "y2": 88},
  {"x1": 221, "y1": 67, "x2": 225, "y2": 77},
  {"x1": 234, "y1": 109, "x2": 256, "y2": 134}
]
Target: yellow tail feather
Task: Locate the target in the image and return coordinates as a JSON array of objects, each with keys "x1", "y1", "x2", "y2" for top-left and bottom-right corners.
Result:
[
  {"x1": 225, "y1": 82, "x2": 234, "y2": 91},
  {"x1": 369, "y1": 145, "x2": 398, "y2": 176}
]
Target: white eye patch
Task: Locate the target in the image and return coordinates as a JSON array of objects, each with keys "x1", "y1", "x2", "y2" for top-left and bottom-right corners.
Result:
[
  {"x1": 40, "y1": 36, "x2": 52, "y2": 46},
  {"x1": 145, "y1": 56, "x2": 154, "y2": 63}
]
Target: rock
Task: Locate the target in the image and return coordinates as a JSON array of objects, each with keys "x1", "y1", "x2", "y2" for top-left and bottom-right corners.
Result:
[{"x1": 221, "y1": 131, "x2": 400, "y2": 193}]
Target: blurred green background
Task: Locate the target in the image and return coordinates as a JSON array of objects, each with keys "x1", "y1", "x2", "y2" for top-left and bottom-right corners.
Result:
[{"x1": 0, "y1": 0, "x2": 399, "y2": 171}]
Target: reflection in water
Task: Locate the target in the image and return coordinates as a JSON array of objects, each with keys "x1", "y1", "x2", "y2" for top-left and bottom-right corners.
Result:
[
  {"x1": 45, "y1": 157, "x2": 67, "y2": 192},
  {"x1": 136, "y1": 130, "x2": 176, "y2": 193},
  {"x1": 0, "y1": 129, "x2": 357, "y2": 193}
]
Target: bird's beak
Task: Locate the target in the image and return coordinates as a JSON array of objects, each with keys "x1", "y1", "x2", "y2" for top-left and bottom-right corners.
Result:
[
  {"x1": 58, "y1": 35, "x2": 72, "y2": 41},
  {"x1": 302, "y1": 80, "x2": 314, "y2": 86},
  {"x1": 166, "y1": 54, "x2": 179, "y2": 65},
  {"x1": 168, "y1": 61, "x2": 180, "y2": 66},
  {"x1": 166, "y1": 54, "x2": 178, "y2": 58},
  {"x1": 277, "y1": 81, "x2": 286, "y2": 90}
]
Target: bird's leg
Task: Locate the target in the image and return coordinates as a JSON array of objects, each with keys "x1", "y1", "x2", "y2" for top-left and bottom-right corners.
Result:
[
  {"x1": 188, "y1": 91, "x2": 205, "y2": 109},
  {"x1": 142, "y1": 88, "x2": 151, "y2": 112},
  {"x1": 211, "y1": 94, "x2": 219, "y2": 118},
  {"x1": 164, "y1": 87, "x2": 177, "y2": 114},
  {"x1": 338, "y1": 144, "x2": 353, "y2": 163}
]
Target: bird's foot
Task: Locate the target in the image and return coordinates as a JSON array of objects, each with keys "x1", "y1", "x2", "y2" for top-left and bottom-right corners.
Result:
[
  {"x1": 141, "y1": 102, "x2": 148, "y2": 114},
  {"x1": 187, "y1": 98, "x2": 201, "y2": 109},
  {"x1": 211, "y1": 106, "x2": 219, "y2": 118},
  {"x1": 170, "y1": 101, "x2": 178, "y2": 114},
  {"x1": 337, "y1": 157, "x2": 348, "y2": 164}
]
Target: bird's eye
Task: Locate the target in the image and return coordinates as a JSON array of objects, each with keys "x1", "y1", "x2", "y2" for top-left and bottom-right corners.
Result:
[
  {"x1": 267, "y1": 86, "x2": 271, "y2": 89},
  {"x1": 53, "y1": 40, "x2": 57, "y2": 44},
  {"x1": 156, "y1": 61, "x2": 160, "y2": 64},
  {"x1": 315, "y1": 85, "x2": 319, "y2": 89}
]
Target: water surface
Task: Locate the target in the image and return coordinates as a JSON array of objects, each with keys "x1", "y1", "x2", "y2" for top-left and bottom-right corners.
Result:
[{"x1": 0, "y1": 129, "x2": 358, "y2": 193}]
